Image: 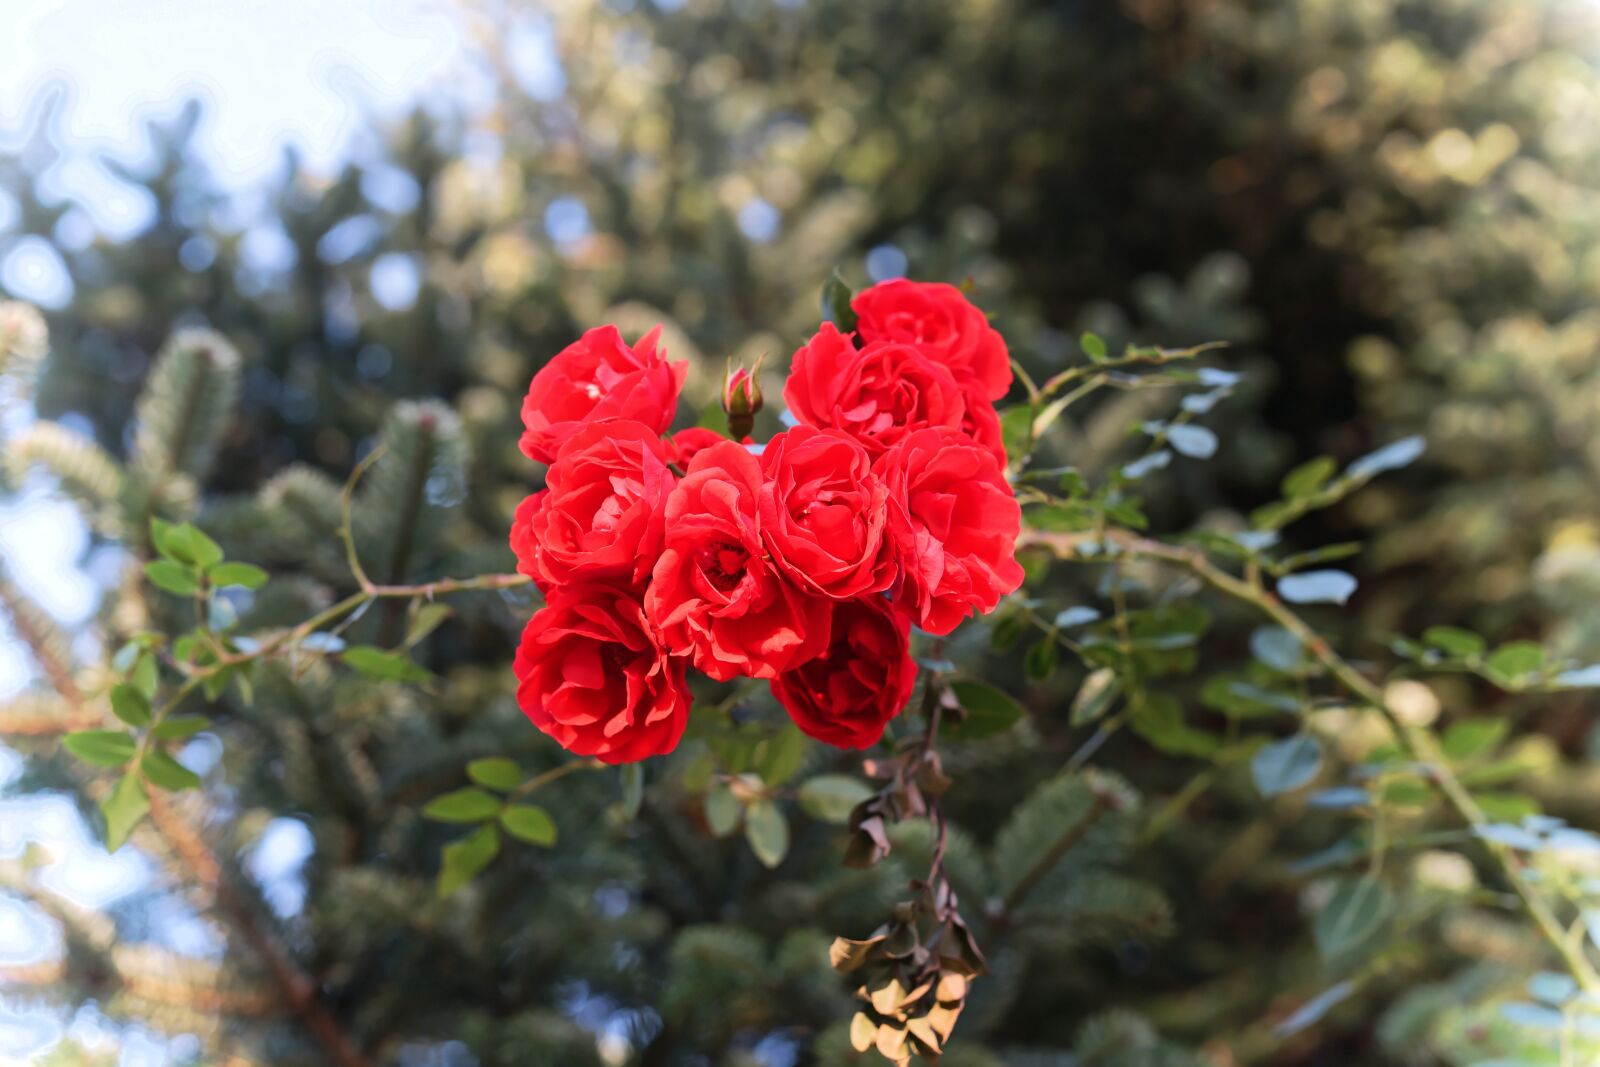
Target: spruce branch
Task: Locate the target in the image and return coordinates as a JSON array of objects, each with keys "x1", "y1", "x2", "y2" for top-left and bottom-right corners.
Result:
[
  {"x1": 147, "y1": 794, "x2": 377, "y2": 1067},
  {"x1": 1, "y1": 568, "x2": 377, "y2": 1067},
  {"x1": 999, "y1": 780, "x2": 1117, "y2": 917}
]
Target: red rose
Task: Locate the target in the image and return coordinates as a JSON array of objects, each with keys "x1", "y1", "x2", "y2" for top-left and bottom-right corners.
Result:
[
  {"x1": 852, "y1": 279, "x2": 1012, "y2": 402},
  {"x1": 667, "y1": 426, "x2": 727, "y2": 469},
  {"x1": 509, "y1": 492, "x2": 543, "y2": 583},
  {"x1": 514, "y1": 419, "x2": 674, "y2": 590},
  {"x1": 519, "y1": 324, "x2": 686, "y2": 464},
  {"x1": 875, "y1": 427, "x2": 1025, "y2": 635},
  {"x1": 771, "y1": 595, "x2": 916, "y2": 749},
  {"x1": 960, "y1": 384, "x2": 1007, "y2": 468},
  {"x1": 647, "y1": 440, "x2": 831, "y2": 681},
  {"x1": 783, "y1": 322, "x2": 966, "y2": 455},
  {"x1": 513, "y1": 582, "x2": 690, "y2": 764},
  {"x1": 758, "y1": 426, "x2": 896, "y2": 599}
]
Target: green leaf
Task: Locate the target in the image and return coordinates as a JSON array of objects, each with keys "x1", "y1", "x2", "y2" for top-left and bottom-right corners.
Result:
[
  {"x1": 149, "y1": 517, "x2": 180, "y2": 560},
  {"x1": 153, "y1": 521, "x2": 223, "y2": 569},
  {"x1": 151, "y1": 715, "x2": 211, "y2": 741},
  {"x1": 63, "y1": 730, "x2": 136, "y2": 767},
  {"x1": 423, "y1": 788, "x2": 501, "y2": 823},
  {"x1": 175, "y1": 525, "x2": 224, "y2": 569},
  {"x1": 342, "y1": 645, "x2": 430, "y2": 683},
  {"x1": 1314, "y1": 876, "x2": 1392, "y2": 958},
  {"x1": 820, "y1": 270, "x2": 857, "y2": 332},
  {"x1": 1166, "y1": 424, "x2": 1218, "y2": 460},
  {"x1": 1277, "y1": 570, "x2": 1358, "y2": 606},
  {"x1": 755, "y1": 723, "x2": 807, "y2": 787},
  {"x1": 1473, "y1": 791, "x2": 1540, "y2": 822},
  {"x1": 1250, "y1": 627, "x2": 1303, "y2": 672},
  {"x1": 438, "y1": 824, "x2": 500, "y2": 897},
  {"x1": 1423, "y1": 626, "x2": 1484, "y2": 659},
  {"x1": 130, "y1": 651, "x2": 159, "y2": 699},
  {"x1": 467, "y1": 758, "x2": 522, "y2": 792},
  {"x1": 1485, "y1": 642, "x2": 1545, "y2": 687},
  {"x1": 202, "y1": 664, "x2": 235, "y2": 701},
  {"x1": 945, "y1": 679, "x2": 1026, "y2": 740},
  {"x1": 499, "y1": 805, "x2": 557, "y2": 846},
  {"x1": 1442, "y1": 717, "x2": 1510, "y2": 762},
  {"x1": 1129, "y1": 695, "x2": 1220, "y2": 757},
  {"x1": 109, "y1": 683, "x2": 151, "y2": 727},
  {"x1": 704, "y1": 781, "x2": 742, "y2": 836},
  {"x1": 1252, "y1": 735, "x2": 1322, "y2": 797},
  {"x1": 797, "y1": 775, "x2": 873, "y2": 824},
  {"x1": 999, "y1": 404, "x2": 1035, "y2": 466},
  {"x1": 405, "y1": 603, "x2": 453, "y2": 647},
  {"x1": 1024, "y1": 636, "x2": 1059, "y2": 681},
  {"x1": 141, "y1": 749, "x2": 202, "y2": 791},
  {"x1": 1070, "y1": 668, "x2": 1121, "y2": 726},
  {"x1": 1080, "y1": 331, "x2": 1108, "y2": 361},
  {"x1": 101, "y1": 773, "x2": 149, "y2": 852},
  {"x1": 1281, "y1": 456, "x2": 1337, "y2": 499},
  {"x1": 145, "y1": 560, "x2": 199, "y2": 596},
  {"x1": 208, "y1": 561, "x2": 268, "y2": 589},
  {"x1": 744, "y1": 799, "x2": 789, "y2": 868},
  {"x1": 1346, "y1": 436, "x2": 1424, "y2": 480},
  {"x1": 697, "y1": 399, "x2": 730, "y2": 436}
]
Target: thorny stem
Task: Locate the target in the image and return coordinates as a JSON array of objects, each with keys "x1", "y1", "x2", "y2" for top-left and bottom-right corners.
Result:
[
  {"x1": 1017, "y1": 526, "x2": 1600, "y2": 995},
  {"x1": 919, "y1": 643, "x2": 949, "y2": 882},
  {"x1": 508, "y1": 758, "x2": 605, "y2": 800}
]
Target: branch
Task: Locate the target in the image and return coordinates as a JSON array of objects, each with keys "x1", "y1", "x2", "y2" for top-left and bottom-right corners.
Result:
[
  {"x1": 147, "y1": 795, "x2": 376, "y2": 1067},
  {"x1": 1, "y1": 573, "x2": 378, "y2": 1067},
  {"x1": 1000, "y1": 781, "x2": 1115, "y2": 916},
  {"x1": 1017, "y1": 527, "x2": 1600, "y2": 994}
]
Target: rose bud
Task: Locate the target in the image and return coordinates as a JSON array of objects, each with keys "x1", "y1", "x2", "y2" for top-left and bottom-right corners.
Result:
[{"x1": 721, "y1": 355, "x2": 765, "y2": 439}]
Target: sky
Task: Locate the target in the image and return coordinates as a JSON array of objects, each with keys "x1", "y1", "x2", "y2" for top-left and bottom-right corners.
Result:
[{"x1": 0, "y1": 3, "x2": 494, "y2": 1062}]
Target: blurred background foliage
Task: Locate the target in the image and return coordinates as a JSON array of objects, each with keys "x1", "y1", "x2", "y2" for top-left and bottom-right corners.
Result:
[{"x1": 2, "y1": 0, "x2": 1599, "y2": 1064}]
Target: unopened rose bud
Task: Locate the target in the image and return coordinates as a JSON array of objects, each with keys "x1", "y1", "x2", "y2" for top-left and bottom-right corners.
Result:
[{"x1": 721, "y1": 356, "x2": 765, "y2": 439}]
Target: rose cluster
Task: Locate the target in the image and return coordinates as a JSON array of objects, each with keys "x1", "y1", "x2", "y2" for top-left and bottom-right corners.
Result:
[{"x1": 509, "y1": 280, "x2": 1025, "y2": 763}]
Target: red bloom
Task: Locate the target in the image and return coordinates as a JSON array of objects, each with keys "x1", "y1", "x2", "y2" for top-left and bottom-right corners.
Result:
[
  {"x1": 509, "y1": 492, "x2": 543, "y2": 583},
  {"x1": 759, "y1": 426, "x2": 896, "y2": 600},
  {"x1": 666, "y1": 426, "x2": 727, "y2": 469},
  {"x1": 783, "y1": 322, "x2": 966, "y2": 455},
  {"x1": 513, "y1": 419, "x2": 674, "y2": 590},
  {"x1": 771, "y1": 595, "x2": 916, "y2": 749},
  {"x1": 875, "y1": 427, "x2": 1025, "y2": 635},
  {"x1": 647, "y1": 440, "x2": 831, "y2": 681},
  {"x1": 519, "y1": 325, "x2": 686, "y2": 464},
  {"x1": 852, "y1": 279, "x2": 1011, "y2": 402},
  {"x1": 960, "y1": 384, "x2": 1008, "y2": 468},
  {"x1": 513, "y1": 582, "x2": 690, "y2": 764}
]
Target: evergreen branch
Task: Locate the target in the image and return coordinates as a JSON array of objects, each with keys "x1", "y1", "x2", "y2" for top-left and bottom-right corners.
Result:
[
  {"x1": 0, "y1": 560, "x2": 85, "y2": 709},
  {"x1": 2, "y1": 569, "x2": 376, "y2": 1067},
  {"x1": 1017, "y1": 526, "x2": 1600, "y2": 994},
  {"x1": 999, "y1": 780, "x2": 1115, "y2": 917},
  {"x1": 147, "y1": 793, "x2": 376, "y2": 1067}
]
